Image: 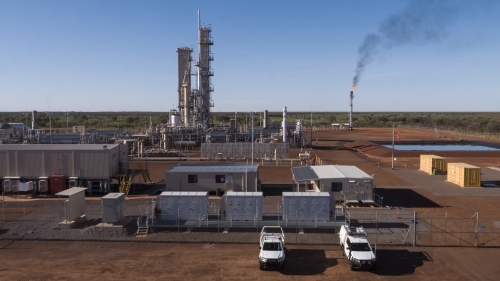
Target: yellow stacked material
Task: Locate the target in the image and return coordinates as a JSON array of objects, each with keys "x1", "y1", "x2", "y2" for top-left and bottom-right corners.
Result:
[
  {"x1": 420, "y1": 155, "x2": 447, "y2": 175},
  {"x1": 447, "y1": 163, "x2": 481, "y2": 188}
]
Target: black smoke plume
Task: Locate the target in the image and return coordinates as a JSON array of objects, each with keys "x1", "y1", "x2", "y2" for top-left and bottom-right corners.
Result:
[{"x1": 352, "y1": 0, "x2": 458, "y2": 86}]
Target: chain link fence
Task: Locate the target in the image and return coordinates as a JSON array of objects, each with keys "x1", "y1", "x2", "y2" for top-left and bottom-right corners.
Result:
[{"x1": 1, "y1": 197, "x2": 500, "y2": 247}]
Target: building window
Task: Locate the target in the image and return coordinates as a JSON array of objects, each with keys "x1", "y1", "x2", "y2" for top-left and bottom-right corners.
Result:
[
  {"x1": 331, "y1": 182, "x2": 342, "y2": 192},
  {"x1": 215, "y1": 175, "x2": 225, "y2": 183},
  {"x1": 188, "y1": 175, "x2": 198, "y2": 183}
]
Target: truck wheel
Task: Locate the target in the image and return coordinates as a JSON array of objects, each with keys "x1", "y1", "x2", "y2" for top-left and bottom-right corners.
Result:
[
  {"x1": 349, "y1": 261, "x2": 354, "y2": 271},
  {"x1": 259, "y1": 264, "x2": 264, "y2": 271}
]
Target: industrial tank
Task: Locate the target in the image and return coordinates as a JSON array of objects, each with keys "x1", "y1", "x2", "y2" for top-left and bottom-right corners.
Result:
[{"x1": 170, "y1": 115, "x2": 181, "y2": 126}]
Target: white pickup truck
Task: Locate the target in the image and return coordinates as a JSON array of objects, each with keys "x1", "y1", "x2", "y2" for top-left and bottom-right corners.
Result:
[
  {"x1": 259, "y1": 226, "x2": 286, "y2": 270},
  {"x1": 339, "y1": 225, "x2": 377, "y2": 271}
]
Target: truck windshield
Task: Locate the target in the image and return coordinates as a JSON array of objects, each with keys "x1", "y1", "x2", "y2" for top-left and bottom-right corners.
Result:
[
  {"x1": 263, "y1": 242, "x2": 282, "y2": 251},
  {"x1": 350, "y1": 242, "x2": 371, "y2": 251}
]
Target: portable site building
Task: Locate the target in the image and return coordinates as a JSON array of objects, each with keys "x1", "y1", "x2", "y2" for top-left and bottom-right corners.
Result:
[
  {"x1": 157, "y1": 191, "x2": 208, "y2": 221},
  {"x1": 55, "y1": 187, "x2": 87, "y2": 227},
  {"x1": 420, "y1": 155, "x2": 447, "y2": 175},
  {"x1": 447, "y1": 163, "x2": 481, "y2": 187},
  {"x1": 282, "y1": 192, "x2": 330, "y2": 221},
  {"x1": 221, "y1": 192, "x2": 263, "y2": 221},
  {"x1": 165, "y1": 164, "x2": 259, "y2": 192},
  {"x1": 101, "y1": 193, "x2": 125, "y2": 223},
  {"x1": 291, "y1": 165, "x2": 374, "y2": 204}
]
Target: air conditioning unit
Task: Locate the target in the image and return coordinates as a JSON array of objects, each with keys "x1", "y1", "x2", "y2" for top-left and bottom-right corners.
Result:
[
  {"x1": 69, "y1": 180, "x2": 77, "y2": 188},
  {"x1": 3, "y1": 180, "x2": 11, "y2": 192},
  {"x1": 39, "y1": 180, "x2": 47, "y2": 192},
  {"x1": 11, "y1": 180, "x2": 18, "y2": 192}
]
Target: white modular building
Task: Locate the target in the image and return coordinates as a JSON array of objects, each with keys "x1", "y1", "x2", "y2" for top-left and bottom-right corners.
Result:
[
  {"x1": 282, "y1": 192, "x2": 330, "y2": 221},
  {"x1": 291, "y1": 165, "x2": 374, "y2": 204},
  {"x1": 165, "y1": 164, "x2": 259, "y2": 192},
  {"x1": 157, "y1": 191, "x2": 208, "y2": 221},
  {"x1": 221, "y1": 192, "x2": 263, "y2": 221}
]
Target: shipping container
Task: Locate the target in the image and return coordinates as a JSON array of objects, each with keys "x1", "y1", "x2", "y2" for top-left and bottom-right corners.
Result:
[
  {"x1": 158, "y1": 191, "x2": 208, "y2": 220},
  {"x1": 221, "y1": 192, "x2": 263, "y2": 220},
  {"x1": 282, "y1": 192, "x2": 330, "y2": 221},
  {"x1": 49, "y1": 175, "x2": 66, "y2": 195},
  {"x1": 447, "y1": 163, "x2": 481, "y2": 187},
  {"x1": 420, "y1": 155, "x2": 447, "y2": 175},
  {"x1": 101, "y1": 193, "x2": 125, "y2": 223}
]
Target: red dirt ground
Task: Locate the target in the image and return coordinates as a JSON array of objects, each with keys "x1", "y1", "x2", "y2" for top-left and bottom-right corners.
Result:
[{"x1": 1, "y1": 240, "x2": 499, "y2": 281}]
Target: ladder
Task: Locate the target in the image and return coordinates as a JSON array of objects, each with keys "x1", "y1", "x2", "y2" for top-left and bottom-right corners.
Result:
[
  {"x1": 137, "y1": 226, "x2": 149, "y2": 235},
  {"x1": 136, "y1": 217, "x2": 149, "y2": 236}
]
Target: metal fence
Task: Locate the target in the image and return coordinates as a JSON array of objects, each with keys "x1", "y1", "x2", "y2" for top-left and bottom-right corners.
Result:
[
  {"x1": 1, "y1": 198, "x2": 500, "y2": 247},
  {"x1": 416, "y1": 216, "x2": 500, "y2": 247}
]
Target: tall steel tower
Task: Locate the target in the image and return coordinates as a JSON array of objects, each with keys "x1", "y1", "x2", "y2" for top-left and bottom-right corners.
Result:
[
  {"x1": 195, "y1": 9, "x2": 214, "y2": 129},
  {"x1": 177, "y1": 46, "x2": 193, "y2": 127}
]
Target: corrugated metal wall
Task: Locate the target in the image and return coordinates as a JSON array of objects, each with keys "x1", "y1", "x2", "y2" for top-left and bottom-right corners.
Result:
[
  {"x1": 0, "y1": 151, "x2": 9, "y2": 176},
  {"x1": 201, "y1": 143, "x2": 288, "y2": 159},
  {"x1": 0, "y1": 145, "x2": 126, "y2": 179}
]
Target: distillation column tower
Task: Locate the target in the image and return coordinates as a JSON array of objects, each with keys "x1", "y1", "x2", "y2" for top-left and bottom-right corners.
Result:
[
  {"x1": 195, "y1": 10, "x2": 214, "y2": 129},
  {"x1": 349, "y1": 86, "x2": 354, "y2": 130},
  {"x1": 177, "y1": 47, "x2": 193, "y2": 127}
]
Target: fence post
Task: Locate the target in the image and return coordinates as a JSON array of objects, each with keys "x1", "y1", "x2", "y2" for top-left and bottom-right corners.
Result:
[
  {"x1": 445, "y1": 212, "x2": 447, "y2": 246},
  {"x1": 375, "y1": 211, "x2": 378, "y2": 254},
  {"x1": 430, "y1": 218, "x2": 433, "y2": 246},
  {"x1": 459, "y1": 219, "x2": 462, "y2": 246},
  {"x1": 413, "y1": 211, "x2": 416, "y2": 247}
]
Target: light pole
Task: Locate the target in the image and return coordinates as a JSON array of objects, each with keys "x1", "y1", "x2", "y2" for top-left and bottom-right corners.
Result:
[
  {"x1": 251, "y1": 112, "x2": 254, "y2": 164},
  {"x1": 391, "y1": 124, "x2": 395, "y2": 170},
  {"x1": 46, "y1": 111, "x2": 53, "y2": 144},
  {"x1": 310, "y1": 112, "x2": 313, "y2": 149},
  {"x1": 22, "y1": 112, "x2": 29, "y2": 140},
  {"x1": 65, "y1": 112, "x2": 69, "y2": 133}
]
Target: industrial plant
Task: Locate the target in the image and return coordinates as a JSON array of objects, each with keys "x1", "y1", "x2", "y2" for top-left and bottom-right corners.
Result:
[{"x1": 0, "y1": 11, "x2": 309, "y2": 197}]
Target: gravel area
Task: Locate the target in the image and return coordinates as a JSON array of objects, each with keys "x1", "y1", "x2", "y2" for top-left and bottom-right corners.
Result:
[
  {"x1": 0, "y1": 196, "x2": 416, "y2": 246},
  {"x1": 384, "y1": 168, "x2": 500, "y2": 197}
]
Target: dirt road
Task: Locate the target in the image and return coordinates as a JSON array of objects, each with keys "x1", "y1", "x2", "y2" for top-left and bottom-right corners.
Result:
[{"x1": 0, "y1": 240, "x2": 498, "y2": 281}]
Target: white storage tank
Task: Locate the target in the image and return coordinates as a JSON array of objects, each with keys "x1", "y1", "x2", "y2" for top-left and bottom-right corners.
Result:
[
  {"x1": 221, "y1": 192, "x2": 263, "y2": 221},
  {"x1": 171, "y1": 114, "x2": 181, "y2": 126},
  {"x1": 282, "y1": 192, "x2": 330, "y2": 221},
  {"x1": 158, "y1": 191, "x2": 208, "y2": 221},
  {"x1": 101, "y1": 193, "x2": 125, "y2": 223}
]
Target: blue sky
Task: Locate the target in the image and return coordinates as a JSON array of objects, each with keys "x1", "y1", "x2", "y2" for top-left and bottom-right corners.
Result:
[{"x1": 1, "y1": 0, "x2": 499, "y2": 112}]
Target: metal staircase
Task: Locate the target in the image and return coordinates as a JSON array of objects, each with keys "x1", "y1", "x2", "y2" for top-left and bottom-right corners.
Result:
[
  {"x1": 119, "y1": 164, "x2": 153, "y2": 195},
  {"x1": 136, "y1": 217, "x2": 149, "y2": 236}
]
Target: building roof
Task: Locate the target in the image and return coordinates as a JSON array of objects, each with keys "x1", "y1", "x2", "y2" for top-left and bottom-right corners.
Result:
[
  {"x1": 291, "y1": 165, "x2": 372, "y2": 181},
  {"x1": 159, "y1": 191, "x2": 208, "y2": 196},
  {"x1": 102, "y1": 193, "x2": 125, "y2": 199},
  {"x1": 167, "y1": 164, "x2": 259, "y2": 173},
  {"x1": 224, "y1": 192, "x2": 263, "y2": 197},
  {"x1": 0, "y1": 144, "x2": 120, "y2": 151},
  {"x1": 55, "y1": 187, "x2": 87, "y2": 197},
  {"x1": 282, "y1": 192, "x2": 330, "y2": 197},
  {"x1": 449, "y1": 163, "x2": 480, "y2": 169}
]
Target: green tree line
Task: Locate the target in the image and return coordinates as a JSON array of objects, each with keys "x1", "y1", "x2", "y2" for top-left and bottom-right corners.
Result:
[{"x1": 1, "y1": 111, "x2": 499, "y2": 135}]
